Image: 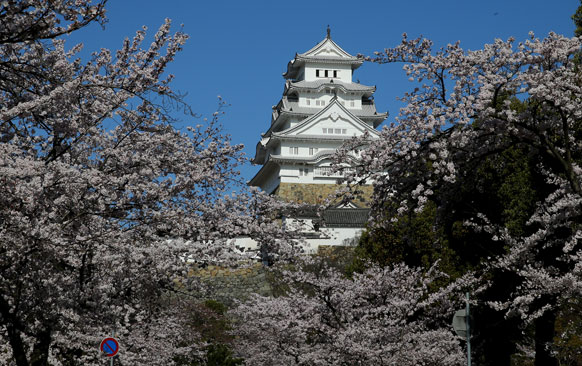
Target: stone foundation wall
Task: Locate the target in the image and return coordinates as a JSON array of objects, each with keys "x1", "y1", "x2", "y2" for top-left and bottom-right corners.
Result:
[
  {"x1": 276, "y1": 183, "x2": 373, "y2": 206},
  {"x1": 184, "y1": 249, "x2": 360, "y2": 305},
  {"x1": 188, "y1": 263, "x2": 271, "y2": 306}
]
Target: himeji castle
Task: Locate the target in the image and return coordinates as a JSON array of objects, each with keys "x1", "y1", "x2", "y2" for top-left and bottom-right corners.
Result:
[{"x1": 248, "y1": 28, "x2": 387, "y2": 250}]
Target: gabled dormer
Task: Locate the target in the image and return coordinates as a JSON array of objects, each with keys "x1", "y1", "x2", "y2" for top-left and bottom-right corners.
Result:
[
  {"x1": 301, "y1": 27, "x2": 354, "y2": 58},
  {"x1": 271, "y1": 97, "x2": 380, "y2": 145},
  {"x1": 283, "y1": 27, "x2": 363, "y2": 83}
]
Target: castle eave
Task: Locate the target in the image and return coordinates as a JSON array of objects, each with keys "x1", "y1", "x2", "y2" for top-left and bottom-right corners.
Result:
[{"x1": 285, "y1": 79, "x2": 376, "y2": 95}]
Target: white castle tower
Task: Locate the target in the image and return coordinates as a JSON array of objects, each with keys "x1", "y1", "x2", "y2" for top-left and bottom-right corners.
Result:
[{"x1": 249, "y1": 29, "x2": 386, "y2": 248}]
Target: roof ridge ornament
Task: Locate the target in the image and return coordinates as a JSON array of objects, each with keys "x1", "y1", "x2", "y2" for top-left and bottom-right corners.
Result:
[{"x1": 326, "y1": 25, "x2": 331, "y2": 39}]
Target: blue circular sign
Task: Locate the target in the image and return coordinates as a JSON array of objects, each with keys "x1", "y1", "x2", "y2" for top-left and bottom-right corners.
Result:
[{"x1": 100, "y1": 337, "x2": 119, "y2": 357}]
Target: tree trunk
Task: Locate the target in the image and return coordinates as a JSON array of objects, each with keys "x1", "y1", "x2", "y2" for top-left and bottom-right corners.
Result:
[
  {"x1": 30, "y1": 328, "x2": 51, "y2": 366},
  {"x1": 534, "y1": 311, "x2": 557, "y2": 366},
  {"x1": 6, "y1": 324, "x2": 29, "y2": 366},
  {"x1": 0, "y1": 294, "x2": 29, "y2": 366}
]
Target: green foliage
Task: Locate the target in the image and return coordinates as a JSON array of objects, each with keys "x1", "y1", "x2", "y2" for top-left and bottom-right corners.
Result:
[
  {"x1": 190, "y1": 299, "x2": 233, "y2": 345},
  {"x1": 352, "y1": 139, "x2": 552, "y2": 365},
  {"x1": 352, "y1": 94, "x2": 543, "y2": 277},
  {"x1": 351, "y1": 201, "x2": 460, "y2": 279},
  {"x1": 314, "y1": 245, "x2": 359, "y2": 277},
  {"x1": 174, "y1": 299, "x2": 244, "y2": 366},
  {"x1": 554, "y1": 299, "x2": 582, "y2": 365},
  {"x1": 175, "y1": 344, "x2": 244, "y2": 366},
  {"x1": 263, "y1": 263, "x2": 295, "y2": 297},
  {"x1": 573, "y1": 0, "x2": 582, "y2": 37},
  {"x1": 473, "y1": 145, "x2": 539, "y2": 237},
  {"x1": 204, "y1": 299, "x2": 228, "y2": 315},
  {"x1": 204, "y1": 344, "x2": 244, "y2": 366},
  {"x1": 505, "y1": 305, "x2": 582, "y2": 366}
]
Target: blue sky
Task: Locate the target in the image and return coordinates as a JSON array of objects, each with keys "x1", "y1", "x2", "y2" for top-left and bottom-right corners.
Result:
[{"x1": 67, "y1": 0, "x2": 580, "y2": 182}]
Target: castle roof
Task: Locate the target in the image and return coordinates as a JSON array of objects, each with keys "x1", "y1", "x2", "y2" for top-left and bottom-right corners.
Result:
[
  {"x1": 252, "y1": 99, "x2": 380, "y2": 165},
  {"x1": 260, "y1": 95, "x2": 385, "y2": 140},
  {"x1": 272, "y1": 97, "x2": 380, "y2": 139},
  {"x1": 284, "y1": 79, "x2": 375, "y2": 95},
  {"x1": 322, "y1": 208, "x2": 370, "y2": 228},
  {"x1": 288, "y1": 205, "x2": 371, "y2": 228},
  {"x1": 269, "y1": 150, "x2": 360, "y2": 165},
  {"x1": 279, "y1": 98, "x2": 383, "y2": 118},
  {"x1": 264, "y1": 97, "x2": 386, "y2": 135},
  {"x1": 283, "y1": 32, "x2": 363, "y2": 79}
]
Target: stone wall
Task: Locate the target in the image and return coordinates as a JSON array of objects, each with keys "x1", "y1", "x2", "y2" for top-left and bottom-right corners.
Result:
[
  {"x1": 185, "y1": 248, "x2": 358, "y2": 306},
  {"x1": 188, "y1": 263, "x2": 271, "y2": 306},
  {"x1": 275, "y1": 182, "x2": 373, "y2": 206}
]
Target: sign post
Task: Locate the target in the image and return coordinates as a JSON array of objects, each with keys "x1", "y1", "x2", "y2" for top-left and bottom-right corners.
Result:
[
  {"x1": 452, "y1": 292, "x2": 471, "y2": 366},
  {"x1": 465, "y1": 292, "x2": 471, "y2": 366}
]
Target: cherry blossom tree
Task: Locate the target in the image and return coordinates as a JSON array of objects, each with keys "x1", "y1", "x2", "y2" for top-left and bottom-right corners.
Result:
[
  {"x1": 337, "y1": 32, "x2": 582, "y2": 364},
  {"x1": 231, "y1": 258, "x2": 465, "y2": 366},
  {"x1": 0, "y1": 1, "x2": 296, "y2": 365}
]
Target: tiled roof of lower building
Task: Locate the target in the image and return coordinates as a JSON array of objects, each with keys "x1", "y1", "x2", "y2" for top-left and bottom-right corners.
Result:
[{"x1": 322, "y1": 208, "x2": 370, "y2": 228}]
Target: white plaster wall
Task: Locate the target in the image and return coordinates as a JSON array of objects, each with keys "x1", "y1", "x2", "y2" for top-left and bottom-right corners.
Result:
[
  {"x1": 292, "y1": 105, "x2": 370, "y2": 137},
  {"x1": 279, "y1": 162, "x2": 344, "y2": 185},
  {"x1": 340, "y1": 93, "x2": 362, "y2": 109},
  {"x1": 279, "y1": 140, "x2": 341, "y2": 158},
  {"x1": 284, "y1": 217, "x2": 317, "y2": 232},
  {"x1": 279, "y1": 165, "x2": 299, "y2": 177},
  {"x1": 280, "y1": 174, "x2": 340, "y2": 185},
  {"x1": 304, "y1": 63, "x2": 352, "y2": 83},
  {"x1": 280, "y1": 165, "x2": 317, "y2": 184},
  {"x1": 229, "y1": 226, "x2": 362, "y2": 255},
  {"x1": 299, "y1": 91, "x2": 334, "y2": 108},
  {"x1": 299, "y1": 90, "x2": 362, "y2": 110},
  {"x1": 299, "y1": 118, "x2": 363, "y2": 137},
  {"x1": 303, "y1": 227, "x2": 363, "y2": 253}
]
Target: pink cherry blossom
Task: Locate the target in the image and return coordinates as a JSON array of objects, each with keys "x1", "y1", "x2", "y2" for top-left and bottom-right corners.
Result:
[{"x1": 0, "y1": 2, "x2": 298, "y2": 364}]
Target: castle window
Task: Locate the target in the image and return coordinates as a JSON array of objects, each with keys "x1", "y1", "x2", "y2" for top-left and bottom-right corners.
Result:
[
  {"x1": 299, "y1": 167, "x2": 309, "y2": 176},
  {"x1": 306, "y1": 99, "x2": 310, "y2": 106},
  {"x1": 322, "y1": 128, "x2": 347, "y2": 135},
  {"x1": 324, "y1": 70, "x2": 329, "y2": 77},
  {"x1": 333, "y1": 70, "x2": 338, "y2": 78},
  {"x1": 289, "y1": 147, "x2": 299, "y2": 155},
  {"x1": 309, "y1": 147, "x2": 318, "y2": 155},
  {"x1": 350, "y1": 101, "x2": 355, "y2": 107},
  {"x1": 316, "y1": 69, "x2": 320, "y2": 77}
]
